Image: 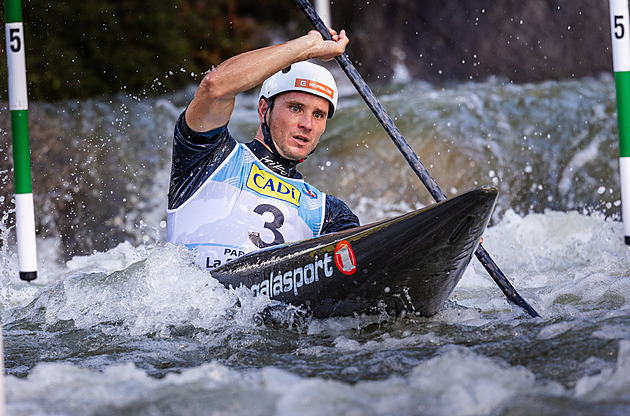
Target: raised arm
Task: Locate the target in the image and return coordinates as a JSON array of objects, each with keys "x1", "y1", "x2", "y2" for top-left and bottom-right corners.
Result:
[{"x1": 185, "y1": 28, "x2": 348, "y2": 133}]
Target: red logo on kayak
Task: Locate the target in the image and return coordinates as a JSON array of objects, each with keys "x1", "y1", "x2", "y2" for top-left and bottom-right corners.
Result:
[{"x1": 334, "y1": 240, "x2": 356, "y2": 275}]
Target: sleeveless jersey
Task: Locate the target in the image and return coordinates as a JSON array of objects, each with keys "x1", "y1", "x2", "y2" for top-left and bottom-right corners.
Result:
[{"x1": 167, "y1": 143, "x2": 326, "y2": 269}]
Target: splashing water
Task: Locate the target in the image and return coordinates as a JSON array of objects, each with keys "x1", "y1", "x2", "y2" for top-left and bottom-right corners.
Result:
[{"x1": 1, "y1": 76, "x2": 630, "y2": 415}]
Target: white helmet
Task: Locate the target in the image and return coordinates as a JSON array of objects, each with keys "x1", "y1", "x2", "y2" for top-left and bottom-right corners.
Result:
[{"x1": 259, "y1": 61, "x2": 338, "y2": 118}]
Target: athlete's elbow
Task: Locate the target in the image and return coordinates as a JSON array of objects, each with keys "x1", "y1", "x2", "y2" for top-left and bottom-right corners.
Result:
[{"x1": 198, "y1": 70, "x2": 232, "y2": 102}]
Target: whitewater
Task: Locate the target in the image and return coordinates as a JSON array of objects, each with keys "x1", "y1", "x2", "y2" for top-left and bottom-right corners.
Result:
[{"x1": 1, "y1": 74, "x2": 629, "y2": 415}]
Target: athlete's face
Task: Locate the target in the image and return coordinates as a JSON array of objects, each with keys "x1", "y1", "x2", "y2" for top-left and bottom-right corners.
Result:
[{"x1": 259, "y1": 92, "x2": 329, "y2": 161}]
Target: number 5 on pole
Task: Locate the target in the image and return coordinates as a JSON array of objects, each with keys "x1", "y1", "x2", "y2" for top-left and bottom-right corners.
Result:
[
  {"x1": 609, "y1": 0, "x2": 630, "y2": 244},
  {"x1": 4, "y1": 0, "x2": 37, "y2": 281}
]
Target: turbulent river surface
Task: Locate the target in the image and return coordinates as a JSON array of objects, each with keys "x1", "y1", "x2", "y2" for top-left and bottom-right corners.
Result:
[{"x1": 1, "y1": 73, "x2": 630, "y2": 415}]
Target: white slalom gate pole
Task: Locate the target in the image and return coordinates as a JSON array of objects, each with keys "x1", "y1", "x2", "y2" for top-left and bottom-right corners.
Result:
[
  {"x1": 4, "y1": 0, "x2": 38, "y2": 279},
  {"x1": 610, "y1": 0, "x2": 630, "y2": 244},
  {"x1": 314, "y1": 0, "x2": 331, "y2": 27}
]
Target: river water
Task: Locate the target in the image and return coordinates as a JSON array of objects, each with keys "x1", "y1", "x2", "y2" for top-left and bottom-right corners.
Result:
[{"x1": 1, "y1": 73, "x2": 629, "y2": 415}]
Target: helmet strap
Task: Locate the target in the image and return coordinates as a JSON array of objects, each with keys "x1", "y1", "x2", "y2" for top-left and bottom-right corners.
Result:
[{"x1": 261, "y1": 99, "x2": 278, "y2": 154}]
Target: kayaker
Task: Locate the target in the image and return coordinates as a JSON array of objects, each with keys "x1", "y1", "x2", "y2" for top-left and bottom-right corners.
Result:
[{"x1": 167, "y1": 28, "x2": 360, "y2": 270}]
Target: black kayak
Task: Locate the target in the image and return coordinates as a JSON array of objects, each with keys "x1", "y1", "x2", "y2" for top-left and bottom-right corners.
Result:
[{"x1": 211, "y1": 185, "x2": 498, "y2": 318}]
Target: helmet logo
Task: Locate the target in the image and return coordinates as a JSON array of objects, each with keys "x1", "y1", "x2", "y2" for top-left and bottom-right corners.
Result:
[{"x1": 294, "y1": 78, "x2": 334, "y2": 100}]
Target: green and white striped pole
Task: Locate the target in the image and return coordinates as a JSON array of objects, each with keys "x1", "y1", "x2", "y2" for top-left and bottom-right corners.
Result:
[
  {"x1": 4, "y1": 0, "x2": 37, "y2": 281},
  {"x1": 610, "y1": 0, "x2": 630, "y2": 245}
]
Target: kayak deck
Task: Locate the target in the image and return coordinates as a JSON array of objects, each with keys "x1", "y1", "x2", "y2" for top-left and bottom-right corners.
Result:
[{"x1": 211, "y1": 185, "x2": 498, "y2": 317}]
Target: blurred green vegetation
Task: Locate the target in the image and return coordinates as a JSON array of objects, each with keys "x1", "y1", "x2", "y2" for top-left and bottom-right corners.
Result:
[
  {"x1": 1, "y1": 0, "x2": 300, "y2": 101},
  {"x1": 3, "y1": 1, "x2": 608, "y2": 102}
]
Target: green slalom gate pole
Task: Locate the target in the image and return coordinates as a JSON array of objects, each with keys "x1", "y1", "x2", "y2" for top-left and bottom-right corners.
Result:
[
  {"x1": 610, "y1": 0, "x2": 630, "y2": 245},
  {"x1": 4, "y1": 0, "x2": 37, "y2": 281}
]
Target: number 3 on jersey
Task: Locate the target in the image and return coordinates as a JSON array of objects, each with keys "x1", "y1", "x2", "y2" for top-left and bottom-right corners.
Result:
[{"x1": 249, "y1": 204, "x2": 285, "y2": 248}]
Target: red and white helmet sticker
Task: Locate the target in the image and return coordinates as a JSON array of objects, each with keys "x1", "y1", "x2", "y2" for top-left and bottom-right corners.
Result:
[{"x1": 294, "y1": 78, "x2": 335, "y2": 100}]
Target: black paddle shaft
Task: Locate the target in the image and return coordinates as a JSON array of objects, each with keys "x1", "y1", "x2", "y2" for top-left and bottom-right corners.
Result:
[{"x1": 293, "y1": 0, "x2": 540, "y2": 318}]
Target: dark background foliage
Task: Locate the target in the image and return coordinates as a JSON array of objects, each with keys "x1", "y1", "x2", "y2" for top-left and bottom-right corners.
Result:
[
  {"x1": 1, "y1": 0, "x2": 615, "y2": 101},
  {"x1": 1, "y1": 0, "x2": 299, "y2": 100}
]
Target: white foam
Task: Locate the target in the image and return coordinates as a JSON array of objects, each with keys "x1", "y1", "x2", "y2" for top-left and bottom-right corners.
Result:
[
  {"x1": 453, "y1": 210, "x2": 630, "y2": 319},
  {"x1": 4, "y1": 243, "x2": 278, "y2": 338},
  {"x1": 574, "y1": 340, "x2": 630, "y2": 401},
  {"x1": 3, "y1": 347, "x2": 557, "y2": 416}
]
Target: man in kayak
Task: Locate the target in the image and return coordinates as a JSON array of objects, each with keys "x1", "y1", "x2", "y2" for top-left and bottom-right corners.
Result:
[{"x1": 167, "y1": 28, "x2": 360, "y2": 270}]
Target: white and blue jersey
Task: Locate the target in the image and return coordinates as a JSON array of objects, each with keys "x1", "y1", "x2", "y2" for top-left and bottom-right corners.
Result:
[{"x1": 168, "y1": 142, "x2": 326, "y2": 269}]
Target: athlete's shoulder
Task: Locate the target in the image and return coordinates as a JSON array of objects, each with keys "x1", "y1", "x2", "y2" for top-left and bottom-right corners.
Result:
[
  {"x1": 174, "y1": 110, "x2": 234, "y2": 147},
  {"x1": 168, "y1": 112, "x2": 239, "y2": 210}
]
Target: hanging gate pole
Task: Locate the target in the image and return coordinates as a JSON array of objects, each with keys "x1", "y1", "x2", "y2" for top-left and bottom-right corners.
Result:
[
  {"x1": 4, "y1": 0, "x2": 37, "y2": 281},
  {"x1": 610, "y1": 0, "x2": 630, "y2": 245}
]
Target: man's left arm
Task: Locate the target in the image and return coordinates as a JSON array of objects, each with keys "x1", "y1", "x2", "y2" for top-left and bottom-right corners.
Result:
[{"x1": 321, "y1": 195, "x2": 360, "y2": 234}]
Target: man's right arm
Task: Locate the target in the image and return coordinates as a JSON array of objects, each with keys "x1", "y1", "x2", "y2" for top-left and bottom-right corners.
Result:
[{"x1": 185, "y1": 29, "x2": 348, "y2": 133}]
